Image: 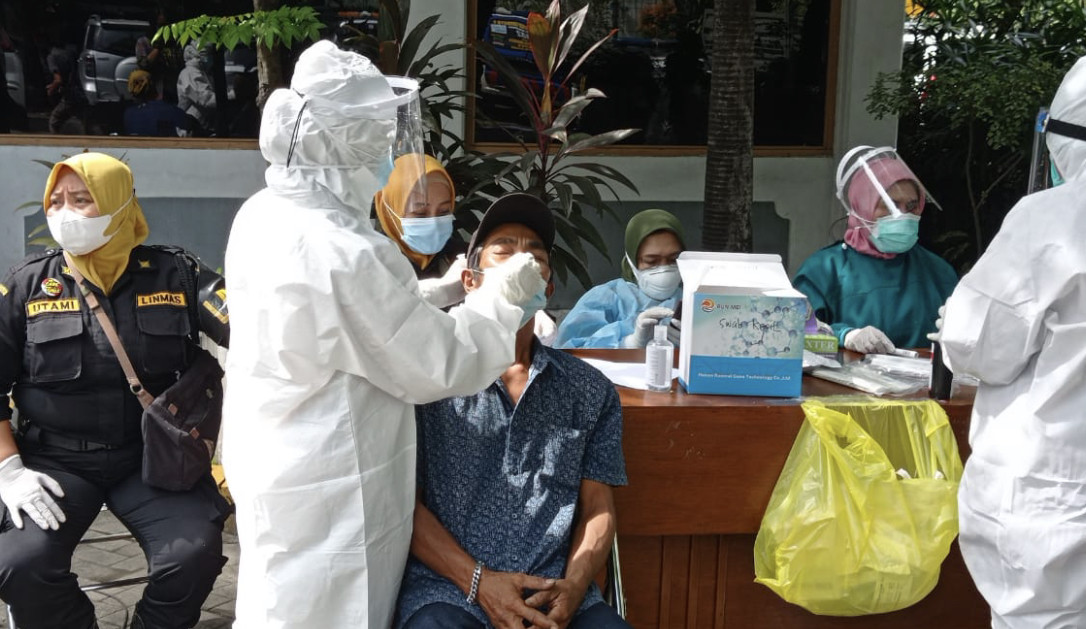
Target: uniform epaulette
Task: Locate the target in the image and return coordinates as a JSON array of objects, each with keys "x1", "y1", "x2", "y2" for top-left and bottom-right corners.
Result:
[
  {"x1": 145, "y1": 244, "x2": 200, "y2": 266},
  {"x1": 7, "y1": 249, "x2": 63, "y2": 276}
]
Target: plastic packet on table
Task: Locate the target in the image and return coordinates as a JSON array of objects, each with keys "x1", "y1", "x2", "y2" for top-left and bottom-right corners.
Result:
[
  {"x1": 809, "y1": 362, "x2": 926, "y2": 396},
  {"x1": 862, "y1": 354, "x2": 931, "y2": 380},
  {"x1": 803, "y1": 349, "x2": 842, "y2": 371}
]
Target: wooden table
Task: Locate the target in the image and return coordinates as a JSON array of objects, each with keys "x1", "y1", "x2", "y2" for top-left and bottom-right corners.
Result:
[{"x1": 570, "y1": 349, "x2": 989, "y2": 629}]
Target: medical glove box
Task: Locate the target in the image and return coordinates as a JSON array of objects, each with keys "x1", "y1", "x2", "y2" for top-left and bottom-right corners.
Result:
[{"x1": 676, "y1": 252, "x2": 808, "y2": 397}]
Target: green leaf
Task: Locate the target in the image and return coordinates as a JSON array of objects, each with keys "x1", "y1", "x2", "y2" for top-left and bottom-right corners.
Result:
[
  {"x1": 27, "y1": 223, "x2": 49, "y2": 237},
  {"x1": 554, "y1": 4, "x2": 588, "y2": 72},
  {"x1": 474, "y1": 40, "x2": 538, "y2": 128},
  {"x1": 518, "y1": 150, "x2": 539, "y2": 175},
  {"x1": 408, "y1": 42, "x2": 462, "y2": 78},
  {"x1": 552, "y1": 244, "x2": 592, "y2": 289},
  {"x1": 379, "y1": 0, "x2": 405, "y2": 43},
  {"x1": 558, "y1": 162, "x2": 639, "y2": 194},
  {"x1": 16, "y1": 201, "x2": 40, "y2": 211},
  {"x1": 562, "y1": 29, "x2": 618, "y2": 89},
  {"x1": 569, "y1": 208, "x2": 612, "y2": 259},
  {"x1": 554, "y1": 182, "x2": 573, "y2": 217},
  {"x1": 560, "y1": 128, "x2": 639, "y2": 155},
  {"x1": 553, "y1": 213, "x2": 586, "y2": 262},
  {"x1": 222, "y1": 30, "x2": 240, "y2": 51},
  {"x1": 564, "y1": 175, "x2": 603, "y2": 211},
  {"x1": 398, "y1": 15, "x2": 441, "y2": 76}
]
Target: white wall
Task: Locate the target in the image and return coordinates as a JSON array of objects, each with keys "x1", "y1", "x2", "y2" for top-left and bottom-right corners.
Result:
[
  {"x1": 0, "y1": 146, "x2": 266, "y2": 273},
  {"x1": 0, "y1": 0, "x2": 903, "y2": 282}
]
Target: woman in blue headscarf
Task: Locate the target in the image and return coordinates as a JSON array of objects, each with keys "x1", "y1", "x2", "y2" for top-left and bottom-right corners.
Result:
[{"x1": 556, "y1": 209, "x2": 685, "y2": 348}]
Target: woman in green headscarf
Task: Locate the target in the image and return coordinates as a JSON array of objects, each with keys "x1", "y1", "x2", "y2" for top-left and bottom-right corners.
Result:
[{"x1": 555, "y1": 208, "x2": 685, "y2": 348}]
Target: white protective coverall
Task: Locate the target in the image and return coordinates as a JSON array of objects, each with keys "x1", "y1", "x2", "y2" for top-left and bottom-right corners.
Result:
[
  {"x1": 176, "y1": 42, "x2": 216, "y2": 129},
  {"x1": 222, "y1": 41, "x2": 529, "y2": 629},
  {"x1": 941, "y1": 56, "x2": 1086, "y2": 629}
]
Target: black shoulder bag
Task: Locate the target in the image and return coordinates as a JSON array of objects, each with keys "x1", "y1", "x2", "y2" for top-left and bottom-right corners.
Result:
[{"x1": 64, "y1": 252, "x2": 224, "y2": 491}]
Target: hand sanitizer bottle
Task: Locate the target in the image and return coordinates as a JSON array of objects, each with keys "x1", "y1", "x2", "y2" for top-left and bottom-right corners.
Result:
[{"x1": 646, "y1": 324, "x2": 674, "y2": 392}]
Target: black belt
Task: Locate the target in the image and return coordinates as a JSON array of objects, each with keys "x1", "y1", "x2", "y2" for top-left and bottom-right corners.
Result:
[{"x1": 20, "y1": 424, "x2": 122, "y2": 452}]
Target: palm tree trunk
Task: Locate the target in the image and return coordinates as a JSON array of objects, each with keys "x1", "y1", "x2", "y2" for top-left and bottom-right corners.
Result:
[
  {"x1": 253, "y1": 0, "x2": 285, "y2": 108},
  {"x1": 703, "y1": 0, "x2": 754, "y2": 252}
]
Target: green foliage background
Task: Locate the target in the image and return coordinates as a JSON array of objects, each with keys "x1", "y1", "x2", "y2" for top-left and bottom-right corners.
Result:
[{"x1": 867, "y1": 0, "x2": 1086, "y2": 273}]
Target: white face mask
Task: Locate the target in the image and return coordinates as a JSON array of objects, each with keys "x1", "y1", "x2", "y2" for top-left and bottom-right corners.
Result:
[
  {"x1": 627, "y1": 254, "x2": 681, "y2": 301},
  {"x1": 46, "y1": 209, "x2": 115, "y2": 255}
]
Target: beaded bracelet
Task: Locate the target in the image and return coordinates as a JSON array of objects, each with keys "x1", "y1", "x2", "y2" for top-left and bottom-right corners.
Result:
[{"x1": 466, "y1": 560, "x2": 484, "y2": 604}]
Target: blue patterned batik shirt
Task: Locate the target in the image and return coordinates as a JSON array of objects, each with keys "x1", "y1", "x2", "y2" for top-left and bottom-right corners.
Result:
[{"x1": 395, "y1": 342, "x2": 627, "y2": 627}]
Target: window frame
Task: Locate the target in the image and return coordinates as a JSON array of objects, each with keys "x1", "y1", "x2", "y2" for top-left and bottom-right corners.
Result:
[{"x1": 465, "y1": 0, "x2": 841, "y2": 157}]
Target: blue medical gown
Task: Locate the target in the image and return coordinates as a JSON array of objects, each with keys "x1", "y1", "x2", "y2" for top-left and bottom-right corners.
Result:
[
  {"x1": 555, "y1": 278, "x2": 681, "y2": 348},
  {"x1": 793, "y1": 243, "x2": 958, "y2": 349}
]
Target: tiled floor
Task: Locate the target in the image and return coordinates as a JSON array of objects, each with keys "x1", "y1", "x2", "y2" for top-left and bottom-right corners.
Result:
[{"x1": 1, "y1": 509, "x2": 239, "y2": 629}]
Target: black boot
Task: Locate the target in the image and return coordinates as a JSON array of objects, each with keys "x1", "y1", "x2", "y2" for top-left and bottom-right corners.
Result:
[{"x1": 128, "y1": 612, "x2": 145, "y2": 629}]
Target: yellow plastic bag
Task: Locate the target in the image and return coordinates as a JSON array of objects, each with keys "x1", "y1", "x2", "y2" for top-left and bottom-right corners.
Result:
[{"x1": 753, "y1": 397, "x2": 963, "y2": 616}]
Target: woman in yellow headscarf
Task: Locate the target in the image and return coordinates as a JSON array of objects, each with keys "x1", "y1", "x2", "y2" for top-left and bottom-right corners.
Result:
[
  {"x1": 374, "y1": 154, "x2": 466, "y2": 307},
  {"x1": 0, "y1": 152, "x2": 231, "y2": 629},
  {"x1": 373, "y1": 154, "x2": 560, "y2": 340},
  {"x1": 375, "y1": 155, "x2": 460, "y2": 272}
]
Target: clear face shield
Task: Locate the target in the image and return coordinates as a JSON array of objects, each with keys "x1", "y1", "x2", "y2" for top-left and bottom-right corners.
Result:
[
  {"x1": 1028, "y1": 107, "x2": 1086, "y2": 192},
  {"x1": 379, "y1": 76, "x2": 427, "y2": 205},
  {"x1": 835, "y1": 146, "x2": 939, "y2": 220},
  {"x1": 1028, "y1": 108, "x2": 1054, "y2": 194}
]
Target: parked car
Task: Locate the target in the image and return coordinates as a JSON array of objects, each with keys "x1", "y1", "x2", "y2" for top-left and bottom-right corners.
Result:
[{"x1": 77, "y1": 15, "x2": 149, "y2": 105}]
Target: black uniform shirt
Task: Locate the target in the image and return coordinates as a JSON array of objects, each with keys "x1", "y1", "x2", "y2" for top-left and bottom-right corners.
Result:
[{"x1": 0, "y1": 246, "x2": 228, "y2": 445}]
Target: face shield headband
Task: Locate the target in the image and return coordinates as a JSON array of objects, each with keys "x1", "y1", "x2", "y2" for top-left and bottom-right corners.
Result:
[
  {"x1": 836, "y1": 145, "x2": 937, "y2": 218},
  {"x1": 285, "y1": 77, "x2": 426, "y2": 193},
  {"x1": 1045, "y1": 116, "x2": 1086, "y2": 142},
  {"x1": 1028, "y1": 109, "x2": 1086, "y2": 192}
]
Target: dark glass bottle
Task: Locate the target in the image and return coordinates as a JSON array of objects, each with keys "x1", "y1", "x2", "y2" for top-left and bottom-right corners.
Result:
[{"x1": 929, "y1": 342, "x2": 954, "y2": 400}]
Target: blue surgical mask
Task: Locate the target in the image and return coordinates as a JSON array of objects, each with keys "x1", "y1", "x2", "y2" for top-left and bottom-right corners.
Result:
[
  {"x1": 375, "y1": 152, "x2": 395, "y2": 188},
  {"x1": 519, "y1": 286, "x2": 548, "y2": 328},
  {"x1": 400, "y1": 215, "x2": 454, "y2": 255},
  {"x1": 627, "y1": 254, "x2": 681, "y2": 301},
  {"x1": 1051, "y1": 161, "x2": 1065, "y2": 187},
  {"x1": 869, "y1": 214, "x2": 920, "y2": 253}
]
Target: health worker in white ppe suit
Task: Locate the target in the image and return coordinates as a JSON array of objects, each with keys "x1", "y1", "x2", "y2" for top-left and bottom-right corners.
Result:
[
  {"x1": 938, "y1": 55, "x2": 1086, "y2": 629},
  {"x1": 221, "y1": 41, "x2": 547, "y2": 629}
]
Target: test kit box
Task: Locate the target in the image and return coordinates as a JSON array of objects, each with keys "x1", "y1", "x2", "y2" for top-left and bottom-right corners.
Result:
[{"x1": 677, "y1": 252, "x2": 808, "y2": 397}]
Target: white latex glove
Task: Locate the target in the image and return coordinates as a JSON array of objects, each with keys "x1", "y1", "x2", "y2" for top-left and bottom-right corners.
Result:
[
  {"x1": 814, "y1": 318, "x2": 835, "y2": 336},
  {"x1": 926, "y1": 305, "x2": 946, "y2": 343},
  {"x1": 0, "y1": 454, "x2": 65, "y2": 531},
  {"x1": 534, "y1": 310, "x2": 557, "y2": 347},
  {"x1": 843, "y1": 326, "x2": 896, "y2": 354},
  {"x1": 418, "y1": 254, "x2": 468, "y2": 309},
  {"x1": 622, "y1": 306, "x2": 675, "y2": 348},
  {"x1": 473, "y1": 251, "x2": 547, "y2": 309}
]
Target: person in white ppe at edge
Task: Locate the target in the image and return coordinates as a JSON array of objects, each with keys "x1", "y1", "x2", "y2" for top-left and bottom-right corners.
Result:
[
  {"x1": 554, "y1": 208, "x2": 685, "y2": 348},
  {"x1": 221, "y1": 41, "x2": 547, "y2": 629},
  {"x1": 934, "y1": 56, "x2": 1086, "y2": 629}
]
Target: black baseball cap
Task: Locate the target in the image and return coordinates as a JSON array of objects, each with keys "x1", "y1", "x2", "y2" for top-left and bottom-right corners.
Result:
[{"x1": 467, "y1": 192, "x2": 556, "y2": 255}]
